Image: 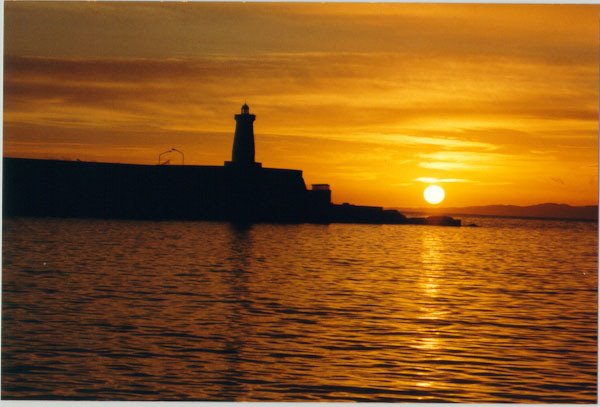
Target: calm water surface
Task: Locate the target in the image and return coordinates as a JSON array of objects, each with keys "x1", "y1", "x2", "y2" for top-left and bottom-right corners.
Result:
[{"x1": 2, "y1": 217, "x2": 597, "y2": 402}]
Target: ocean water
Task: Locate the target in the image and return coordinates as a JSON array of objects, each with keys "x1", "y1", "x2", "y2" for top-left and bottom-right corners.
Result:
[{"x1": 2, "y1": 216, "x2": 597, "y2": 402}]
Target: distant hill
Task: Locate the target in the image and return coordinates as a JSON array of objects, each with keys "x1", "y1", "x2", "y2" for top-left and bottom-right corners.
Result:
[{"x1": 397, "y1": 203, "x2": 598, "y2": 221}]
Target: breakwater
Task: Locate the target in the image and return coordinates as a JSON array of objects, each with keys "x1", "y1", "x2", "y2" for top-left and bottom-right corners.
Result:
[{"x1": 3, "y1": 157, "x2": 460, "y2": 226}]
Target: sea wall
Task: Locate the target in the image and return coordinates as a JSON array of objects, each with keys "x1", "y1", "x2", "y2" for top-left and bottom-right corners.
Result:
[
  {"x1": 3, "y1": 158, "x2": 460, "y2": 226},
  {"x1": 3, "y1": 158, "x2": 310, "y2": 222}
]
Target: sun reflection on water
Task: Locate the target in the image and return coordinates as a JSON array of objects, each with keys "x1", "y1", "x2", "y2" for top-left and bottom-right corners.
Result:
[{"x1": 1, "y1": 219, "x2": 597, "y2": 402}]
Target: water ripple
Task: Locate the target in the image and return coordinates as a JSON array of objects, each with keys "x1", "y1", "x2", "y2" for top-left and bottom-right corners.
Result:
[{"x1": 2, "y1": 217, "x2": 597, "y2": 402}]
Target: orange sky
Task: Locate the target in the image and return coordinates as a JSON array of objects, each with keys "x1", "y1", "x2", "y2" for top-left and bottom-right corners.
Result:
[{"x1": 4, "y1": 2, "x2": 599, "y2": 207}]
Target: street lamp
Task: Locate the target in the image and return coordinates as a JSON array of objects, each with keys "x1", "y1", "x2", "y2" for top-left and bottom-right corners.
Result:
[
  {"x1": 171, "y1": 148, "x2": 184, "y2": 165},
  {"x1": 158, "y1": 149, "x2": 172, "y2": 165}
]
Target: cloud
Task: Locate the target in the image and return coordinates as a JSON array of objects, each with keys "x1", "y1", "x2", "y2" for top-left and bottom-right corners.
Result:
[
  {"x1": 5, "y1": 3, "x2": 597, "y2": 66},
  {"x1": 415, "y1": 177, "x2": 470, "y2": 183},
  {"x1": 4, "y1": 3, "x2": 597, "y2": 206},
  {"x1": 417, "y1": 151, "x2": 508, "y2": 171},
  {"x1": 374, "y1": 134, "x2": 497, "y2": 151},
  {"x1": 419, "y1": 162, "x2": 476, "y2": 171},
  {"x1": 7, "y1": 50, "x2": 595, "y2": 142}
]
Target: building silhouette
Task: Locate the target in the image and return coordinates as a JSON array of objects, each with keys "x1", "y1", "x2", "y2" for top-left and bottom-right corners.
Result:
[
  {"x1": 3, "y1": 104, "x2": 460, "y2": 226},
  {"x1": 227, "y1": 103, "x2": 260, "y2": 168}
]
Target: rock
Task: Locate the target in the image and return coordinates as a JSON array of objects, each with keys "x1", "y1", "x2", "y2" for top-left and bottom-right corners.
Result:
[{"x1": 424, "y1": 216, "x2": 461, "y2": 227}]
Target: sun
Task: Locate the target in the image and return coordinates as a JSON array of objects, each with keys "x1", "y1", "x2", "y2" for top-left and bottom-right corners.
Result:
[{"x1": 423, "y1": 185, "x2": 445, "y2": 205}]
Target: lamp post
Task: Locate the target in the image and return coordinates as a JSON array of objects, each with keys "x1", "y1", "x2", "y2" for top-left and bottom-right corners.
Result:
[
  {"x1": 158, "y1": 149, "x2": 172, "y2": 165},
  {"x1": 171, "y1": 148, "x2": 184, "y2": 165}
]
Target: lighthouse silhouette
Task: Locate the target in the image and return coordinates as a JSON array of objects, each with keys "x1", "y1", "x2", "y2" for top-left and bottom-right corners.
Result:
[{"x1": 226, "y1": 103, "x2": 262, "y2": 168}]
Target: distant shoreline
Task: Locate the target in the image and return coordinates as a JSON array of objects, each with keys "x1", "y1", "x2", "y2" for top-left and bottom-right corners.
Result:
[{"x1": 397, "y1": 210, "x2": 598, "y2": 223}]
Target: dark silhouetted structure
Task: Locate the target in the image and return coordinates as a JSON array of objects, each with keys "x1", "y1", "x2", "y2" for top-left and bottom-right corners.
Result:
[
  {"x1": 3, "y1": 104, "x2": 460, "y2": 226},
  {"x1": 226, "y1": 103, "x2": 261, "y2": 168}
]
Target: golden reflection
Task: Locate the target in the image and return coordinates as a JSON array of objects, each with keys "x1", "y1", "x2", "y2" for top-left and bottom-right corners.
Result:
[
  {"x1": 419, "y1": 231, "x2": 445, "y2": 299},
  {"x1": 413, "y1": 231, "x2": 448, "y2": 353},
  {"x1": 413, "y1": 336, "x2": 441, "y2": 350},
  {"x1": 2, "y1": 218, "x2": 598, "y2": 401}
]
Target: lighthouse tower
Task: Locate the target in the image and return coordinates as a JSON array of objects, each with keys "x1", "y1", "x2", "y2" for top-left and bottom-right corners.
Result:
[{"x1": 226, "y1": 103, "x2": 261, "y2": 168}]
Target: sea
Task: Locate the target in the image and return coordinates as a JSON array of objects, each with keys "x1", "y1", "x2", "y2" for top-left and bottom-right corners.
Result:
[{"x1": 2, "y1": 216, "x2": 597, "y2": 402}]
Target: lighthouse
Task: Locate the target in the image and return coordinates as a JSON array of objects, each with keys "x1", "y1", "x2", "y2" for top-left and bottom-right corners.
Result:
[{"x1": 226, "y1": 103, "x2": 261, "y2": 168}]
